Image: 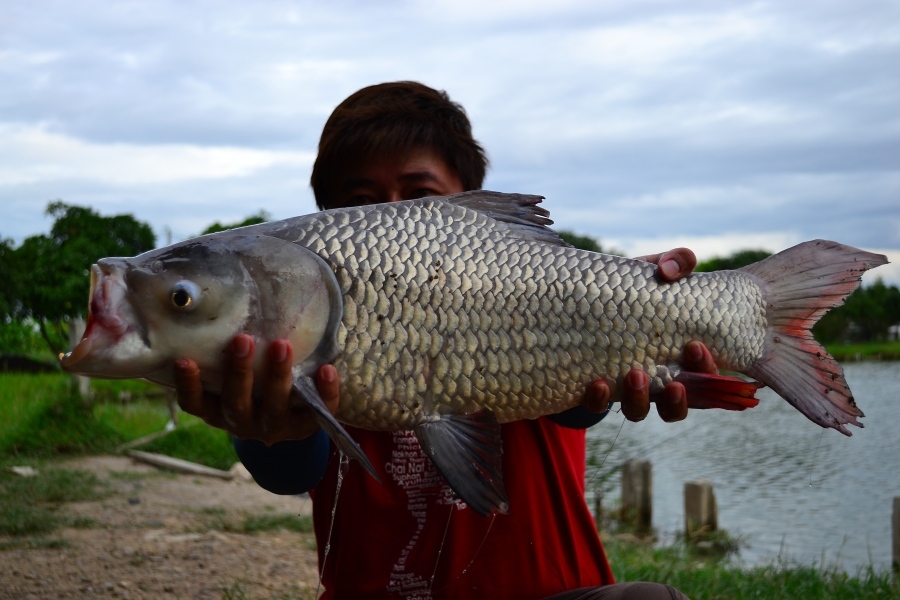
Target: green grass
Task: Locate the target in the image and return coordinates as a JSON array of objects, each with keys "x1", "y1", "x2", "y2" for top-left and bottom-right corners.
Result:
[
  {"x1": 195, "y1": 507, "x2": 313, "y2": 535},
  {"x1": 824, "y1": 339, "x2": 900, "y2": 361},
  {"x1": 239, "y1": 513, "x2": 314, "y2": 534},
  {"x1": 138, "y1": 420, "x2": 237, "y2": 471},
  {"x1": 221, "y1": 579, "x2": 319, "y2": 600},
  {"x1": 0, "y1": 384, "x2": 124, "y2": 458},
  {"x1": 0, "y1": 466, "x2": 108, "y2": 539},
  {"x1": 0, "y1": 373, "x2": 72, "y2": 443},
  {"x1": 604, "y1": 535, "x2": 898, "y2": 600},
  {"x1": 0, "y1": 373, "x2": 236, "y2": 469}
]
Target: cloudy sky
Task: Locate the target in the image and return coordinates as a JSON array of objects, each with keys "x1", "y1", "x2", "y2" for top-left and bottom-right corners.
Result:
[{"x1": 3, "y1": 0, "x2": 899, "y2": 284}]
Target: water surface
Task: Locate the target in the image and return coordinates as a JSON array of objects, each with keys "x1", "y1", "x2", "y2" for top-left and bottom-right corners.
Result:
[{"x1": 586, "y1": 360, "x2": 899, "y2": 573}]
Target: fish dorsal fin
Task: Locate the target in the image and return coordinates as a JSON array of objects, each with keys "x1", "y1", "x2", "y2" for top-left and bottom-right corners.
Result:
[
  {"x1": 446, "y1": 190, "x2": 572, "y2": 248},
  {"x1": 414, "y1": 410, "x2": 509, "y2": 516}
]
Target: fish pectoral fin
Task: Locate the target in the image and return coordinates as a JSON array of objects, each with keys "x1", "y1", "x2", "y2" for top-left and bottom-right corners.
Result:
[
  {"x1": 414, "y1": 410, "x2": 509, "y2": 516},
  {"x1": 291, "y1": 377, "x2": 380, "y2": 483},
  {"x1": 673, "y1": 371, "x2": 763, "y2": 410}
]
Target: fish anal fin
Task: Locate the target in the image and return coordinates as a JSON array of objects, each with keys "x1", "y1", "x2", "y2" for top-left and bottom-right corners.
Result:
[
  {"x1": 292, "y1": 377, "x2": 380, "y2": 482},
  {"x1": 674, "y1": 371, "x2": 763, "y2": 411},
  {"x1": 415, "y1": 410, "x2": 509, "y2": 516}
]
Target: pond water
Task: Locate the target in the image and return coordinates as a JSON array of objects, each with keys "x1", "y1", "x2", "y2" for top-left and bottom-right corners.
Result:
[{"x1": 585, "y1": 360, "x2": 900, "y2": 573}]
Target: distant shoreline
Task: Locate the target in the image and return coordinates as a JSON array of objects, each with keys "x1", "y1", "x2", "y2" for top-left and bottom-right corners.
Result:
[{"x1": 825, "y1": 340, "x2": 900, "y2": 362}]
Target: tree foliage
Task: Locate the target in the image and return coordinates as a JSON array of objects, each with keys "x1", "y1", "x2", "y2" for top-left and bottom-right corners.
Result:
[
  {"x1": 695, "y1": 249, "x2": 772, "y2": 272},
  {"x1": 813, "y1": 277, "x2": 900, "y2": 343},
  {"x1": 200, "y1": 210, "x2": 271, "y2": 235},
  {"x1": 558, "y1": 231, "x2": 622, "y2": 256},
  {"x1": 1, "y1": 202, "x2": 156, "y2": 355}
]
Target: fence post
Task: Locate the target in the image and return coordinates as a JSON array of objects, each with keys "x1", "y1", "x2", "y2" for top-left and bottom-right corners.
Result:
[
  {"x1": 893, "y1": 496, "x2": 899, "y2": 574},
  {"x1": 68, "y1": 317, "x2": 91, "y2": 398},
  {"x1": 621, "y1": 459, "x2": 652, "y2": 531},
  {"x1": 684, "y1": 479, "x2": 718, "y2": 540}
]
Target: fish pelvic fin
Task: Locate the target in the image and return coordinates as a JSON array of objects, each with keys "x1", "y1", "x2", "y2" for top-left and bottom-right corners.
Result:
[
  {"x1": 739, "y1": 240, "x2": 888, "y2": 436},
  {"x1": 674, "y1": 371, "x2": 763, "y2": 410},
  {"x1": 292, "y1": 377, "x2": 380, "y2": 482},
  {"x1": 415, "y1": 410, "x2": 509, "y2": 516}
]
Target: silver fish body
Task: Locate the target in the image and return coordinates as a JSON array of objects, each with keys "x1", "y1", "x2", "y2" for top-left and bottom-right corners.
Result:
[
  {"x1": 266, "y1": 194, "x2": 767, "y2": 430},
  {"x1": 61, "y1": 191, "x2": 888, "y2": 514}
]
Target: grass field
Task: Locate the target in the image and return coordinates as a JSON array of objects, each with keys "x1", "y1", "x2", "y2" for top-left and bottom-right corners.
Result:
[
  {"x1": 825, "y1": 339, "x2": 900, "y2": 361},
  {"x1": 0, "y1": 373, "x2": 236, "y2": 468},
  {"x1": 604, "y1": 536, "x2": 897, "y2": 600}
]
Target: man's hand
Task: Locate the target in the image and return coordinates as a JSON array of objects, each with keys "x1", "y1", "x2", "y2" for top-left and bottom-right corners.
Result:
[
  {"x1": 173, "y1": 334, "x2": 338, "y2": 445},
  {"x1": 635, "y1": 247, "x2": 698, "y2": 282},
  {"x1": 581, "y1": 247, "x2": 717, "y2": 423}
]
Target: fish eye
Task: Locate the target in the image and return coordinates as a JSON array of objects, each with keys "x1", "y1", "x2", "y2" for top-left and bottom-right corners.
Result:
[{"x1": 169, "y1": 281, "x2": 201, "y2": 311}]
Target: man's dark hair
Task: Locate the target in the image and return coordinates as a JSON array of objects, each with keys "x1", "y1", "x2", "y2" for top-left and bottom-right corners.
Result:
[{"x1": 310, "y1": 81, "x2": 489, "y2": 210}]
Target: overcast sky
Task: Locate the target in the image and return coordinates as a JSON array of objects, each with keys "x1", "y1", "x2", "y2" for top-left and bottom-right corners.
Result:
[{"x1": 2, "y1": 0, "x2": 898, "y2": 285}]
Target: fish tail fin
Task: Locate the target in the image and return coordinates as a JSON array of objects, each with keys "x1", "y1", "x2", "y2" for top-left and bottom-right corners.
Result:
[{"x1": 739, "y1": 240, "x2": 888, "y2": 436}]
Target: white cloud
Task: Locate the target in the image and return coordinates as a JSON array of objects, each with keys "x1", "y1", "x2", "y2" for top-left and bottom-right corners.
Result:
[
  {"x1": 0, "y1": 0, "x2": 896, "y2": 290},
  {"x1": 0, "y1": 124, "x2": 313, "y2": 186}
]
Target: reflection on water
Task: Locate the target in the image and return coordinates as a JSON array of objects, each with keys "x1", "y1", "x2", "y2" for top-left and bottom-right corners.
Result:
[{"x1": 585, "y1": 361, "x2": 900, "y2": 573}]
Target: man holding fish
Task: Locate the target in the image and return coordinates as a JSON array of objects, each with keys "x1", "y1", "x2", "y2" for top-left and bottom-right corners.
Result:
[{"x1": 172, "y1": 82, "x2": 709, "y2": 598}]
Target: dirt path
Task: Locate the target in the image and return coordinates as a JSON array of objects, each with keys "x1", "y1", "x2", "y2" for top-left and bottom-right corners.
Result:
[{"x1": 2, "y1": 455, "x2": 321, "y2": 599}]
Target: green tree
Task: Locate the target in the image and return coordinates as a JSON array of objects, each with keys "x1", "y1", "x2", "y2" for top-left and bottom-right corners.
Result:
[
  {"x1": 829, "y1": 278, "x2": 900, "y2": 342},
  {"x1": 0, "y1": 237, "x2": 19, "y2": 318},
  {"x1": 558, "y1": 231, "x2": 622, "y2": 255},
  {"x1": 200, "y1": 210, "x2": 271, "y2": 235},
  {"x1": 695, "y1": 249, "x2": 772, "y2": 272},
  {"x1": 3, "y1": 202, "x2": 156, "y2": 355}
]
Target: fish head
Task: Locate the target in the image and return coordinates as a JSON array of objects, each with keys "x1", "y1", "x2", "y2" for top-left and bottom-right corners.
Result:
[{"x1": 60, "y1": 234, "x2": 343, "y2": 391}]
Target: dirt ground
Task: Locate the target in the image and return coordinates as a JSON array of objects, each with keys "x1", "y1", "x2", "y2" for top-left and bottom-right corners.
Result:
[{"x1": 1, "y1": 455, "x2": 321, "y2": 599}]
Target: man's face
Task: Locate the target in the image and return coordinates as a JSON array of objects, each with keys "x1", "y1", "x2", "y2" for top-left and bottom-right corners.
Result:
[{"x1": 326, "y1": 148, "x2": 465, "y2": 210}]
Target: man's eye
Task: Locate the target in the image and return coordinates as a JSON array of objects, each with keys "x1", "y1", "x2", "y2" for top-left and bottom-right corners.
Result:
[
  {"x1": 343, "y1": 195, "x2": 377, "y2": 208},
  {"x1": 406, "y1": 188, "x2": 437, "y2": 200}
]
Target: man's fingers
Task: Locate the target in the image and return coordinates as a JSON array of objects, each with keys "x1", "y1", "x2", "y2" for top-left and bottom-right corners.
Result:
[
  {"x1": 683, "y1": 340, "x2": 718, "y2": 374},
  {"x1": 583, "y1": 380, "x2": 611, "y2": 413},
  {"x1": 657, "y1": 382, "x2": 688, "y2": 422},
  {"x1": 316, "y1": 364, "x2": 341, "y2": 415},
  {"x1": 220, "y1": 334, "x2": 256, "y2": 431},
  {"x1": 621, "y1": 369, "x2": 650, "y2": 422},
  {"x1": 258, "y1": 339, "x2": 294, "y2": 444},
  {"x1": 636, "y1": 247, "x2": 697, "y2": 281},
  {"x1": 173, "y1": 358, "x2": 205, "y2": 417}
]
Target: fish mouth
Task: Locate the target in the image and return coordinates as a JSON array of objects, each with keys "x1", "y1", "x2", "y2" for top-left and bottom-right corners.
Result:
[{"x1": 60, "y1": 263, "x2": 133, "y2": 371}]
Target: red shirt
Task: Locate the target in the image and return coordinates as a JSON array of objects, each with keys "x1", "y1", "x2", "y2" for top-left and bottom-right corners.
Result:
[{"x1": 310, "y1": 418, "x2": 614, "y2": 599}]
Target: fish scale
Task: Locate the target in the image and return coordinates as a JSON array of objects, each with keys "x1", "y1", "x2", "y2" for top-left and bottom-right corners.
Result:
[{"x1": 271, "y1": 195, "x2": 768, "y2": 431}]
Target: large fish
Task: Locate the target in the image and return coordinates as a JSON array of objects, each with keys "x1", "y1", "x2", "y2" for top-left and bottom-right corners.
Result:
[{"x1": 61, "y1": 191, "x2": 887, "y2": 514}]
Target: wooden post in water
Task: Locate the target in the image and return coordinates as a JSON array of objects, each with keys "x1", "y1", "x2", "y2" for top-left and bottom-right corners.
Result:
[
  {"x1": 684, "y1": 480, "x2": 718, "y2": 540},
  {"x1": 68, "y1": 317, "x2": 91, "y2": 398},
  {"x1": 893, "y1": 496, "x2": 899, "y2": 574},
  {"x1": 621, "y1": 459, "x2": 652, "y2": 532}
]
